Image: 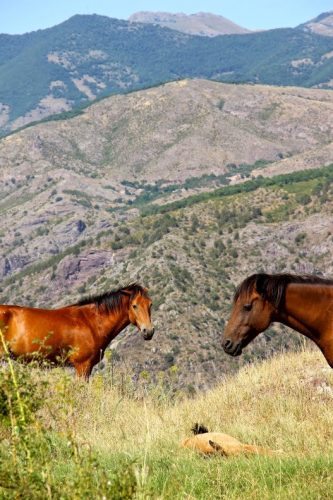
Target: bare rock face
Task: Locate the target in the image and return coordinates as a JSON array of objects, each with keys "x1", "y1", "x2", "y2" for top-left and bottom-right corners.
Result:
[
  {"x1": 129, "y1": 11, "x2": 251, "y2": 36},
  {"x1": 0, "y1": 255, "x2": 31, "y2": 279},
  {"x1": 76, "y1": 220, "x2": 86, "y2": 233},
  {"x1": 56, "y1": 250, "x2": 114, "y2": 287}
]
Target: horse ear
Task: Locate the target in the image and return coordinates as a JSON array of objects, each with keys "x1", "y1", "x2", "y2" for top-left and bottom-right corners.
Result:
[
  {"x1": 209, "y1": 440, "x2": 227, "y2": 456},
  {"x1": 120, "y1": 290, "x2": 132, "y2": 297}
]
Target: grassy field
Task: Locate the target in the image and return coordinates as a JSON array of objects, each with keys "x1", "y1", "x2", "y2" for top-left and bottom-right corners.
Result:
[{"x1": 1, "y1": 346, "x2": 333, "y2": 499}]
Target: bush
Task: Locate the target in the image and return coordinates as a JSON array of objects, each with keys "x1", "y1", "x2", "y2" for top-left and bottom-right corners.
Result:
[
  {"x1": 296, "y1": 193, "x2": 311, "y2": 205},
  {"x1": 295, "y1": 232, "x2": 307, "y2": 245}
]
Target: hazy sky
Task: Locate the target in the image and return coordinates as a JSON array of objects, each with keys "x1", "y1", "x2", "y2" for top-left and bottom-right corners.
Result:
[{"x1": 1, "y1": 0, "x2": 332, "y2": 34}]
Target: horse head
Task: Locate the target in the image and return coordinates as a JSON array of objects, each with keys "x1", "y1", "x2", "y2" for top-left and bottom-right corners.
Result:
[
  {"x1": 221, "y1": 274, "x2": 275, "y2": 356},
  {"x1": 125, "y1": 285, "x2": 155, "y2": 340}
]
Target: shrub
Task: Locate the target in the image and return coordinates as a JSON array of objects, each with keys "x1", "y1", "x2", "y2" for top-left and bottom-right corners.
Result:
[
  {"x1": 296, "y1": 193, "x2": 311, "y2": 205},
  {"x1": 295, "y1": 232, "x2": 307, "y2": 245}
]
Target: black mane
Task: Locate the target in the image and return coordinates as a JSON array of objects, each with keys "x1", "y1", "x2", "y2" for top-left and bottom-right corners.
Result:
[
  {"x1": 234, "y1": 273, "x2": 333, "y2": 309},
  {"x1": 192, "y1": 423, "x2": 209, "y2": 435},
  {"x1": 74, "y1": 283, "x2": 146, "y2": 312}
]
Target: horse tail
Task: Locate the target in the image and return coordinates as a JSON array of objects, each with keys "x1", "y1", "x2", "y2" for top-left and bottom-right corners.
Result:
[
  {"x1": 191, "y1": 423, "x2": 209, "y2": 435},
  {"x1": 0, "y1": 308, "x2": 12, "y2": 328},
  {"x1": 0, "y1": 307, "x2": 13, "y2": 350}
]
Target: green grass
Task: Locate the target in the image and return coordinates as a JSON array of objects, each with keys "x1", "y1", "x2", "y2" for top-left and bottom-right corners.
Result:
[
  {"x1": 139, "y1": 454, "x2": 333, "y2": 499},
  {"x1": 283, "y1": 179, "x2": 318, "y2": 195},
  {"x1": 2, "y1": 436, "x2": 331, "y2": 499}
]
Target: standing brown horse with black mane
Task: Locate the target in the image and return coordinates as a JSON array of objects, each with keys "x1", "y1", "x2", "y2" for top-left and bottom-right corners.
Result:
[
  {"x1": 222, "y1": 273, "x2": 333, "y2": 368},
  {"x1": 0, "y1": 283, "x2": 154, "y2": 379}
]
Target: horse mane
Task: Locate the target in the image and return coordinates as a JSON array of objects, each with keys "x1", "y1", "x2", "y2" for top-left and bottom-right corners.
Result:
[
  {"x1": 234, "y1": 273, "x2": 333, "y2": 309},
  {"x1": 192, "y1": 423, "x2": 209, "y2": 435},
  {"x1": 74, "y1": 283, "x2": 147, "y2": 312}
]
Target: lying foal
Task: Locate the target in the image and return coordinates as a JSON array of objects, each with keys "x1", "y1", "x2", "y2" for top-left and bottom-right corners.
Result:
[{"x1": 181, "y1": 424, "x2": 282, "y2": 457}]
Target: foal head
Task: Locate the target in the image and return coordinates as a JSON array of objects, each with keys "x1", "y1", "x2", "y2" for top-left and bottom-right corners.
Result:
[
  {"x1": 221, "y1": 274, "x2": 276, "y2": 356},
  {"x1": 125, "y1": 285, "x2": 155, "y2": 340}
]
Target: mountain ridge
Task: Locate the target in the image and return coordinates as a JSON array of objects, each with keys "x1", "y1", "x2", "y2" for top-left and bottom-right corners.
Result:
[
  {"x1": 128, "y1": 11, "x2": 251, "y2": 36},
  {"x1": 0, "y1": 13, "x2": 333, "y2": 134}
]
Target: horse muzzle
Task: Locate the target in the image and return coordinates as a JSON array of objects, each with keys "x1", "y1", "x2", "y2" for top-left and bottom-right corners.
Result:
[
  {"x1": 222, "y1": 339, "x2": 243, "y2": 357},
  {"x1": 141, "y1": 327, "x2": 155, "y2": 341}
]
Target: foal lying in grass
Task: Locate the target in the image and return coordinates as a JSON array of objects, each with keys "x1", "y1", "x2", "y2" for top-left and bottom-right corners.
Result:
[{"x1": 181, "y1": 424, "x2": 282, "y2": 457}]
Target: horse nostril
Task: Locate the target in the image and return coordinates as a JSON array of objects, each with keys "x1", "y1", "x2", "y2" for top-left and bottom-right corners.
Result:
[
  {"x1": 142, "y1": 328, "x2": 147, "y2": 335},
  {"x1": 224, "y1": 339, "x2": 233, "y2": 350}
]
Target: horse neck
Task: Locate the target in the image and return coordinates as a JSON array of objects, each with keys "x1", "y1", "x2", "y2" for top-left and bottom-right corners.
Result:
[
  {"x1": 88, "y1": 297, "x2": 131, "y2": 348},
  {"x1": 275, "y1": 283, "x2": 333, "y2": 347}
]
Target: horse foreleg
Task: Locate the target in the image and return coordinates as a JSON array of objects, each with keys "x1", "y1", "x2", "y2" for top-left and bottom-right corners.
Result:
[
  {"x1": 318, "y1": 337, "x2": 333, "y2": 369},
  {"x1": 73, "y1": 359, "x2": 94, "y2": 380}
]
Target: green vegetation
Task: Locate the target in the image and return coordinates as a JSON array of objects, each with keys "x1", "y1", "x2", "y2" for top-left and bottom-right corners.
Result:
[
  {"x1": 130, "y1": 160, "x2": 270, "y2": 207},
  {"x1": 141, "y1": 163, "x2": 333, "y2": 216}
]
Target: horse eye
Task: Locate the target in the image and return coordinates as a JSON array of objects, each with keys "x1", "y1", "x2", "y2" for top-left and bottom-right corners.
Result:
[
  {"x1": 243, "y1": 303, "x2": 252, "y2": 311},
  {"x1": 132, "y1": 304, "x2": 138, "y2": 309}
]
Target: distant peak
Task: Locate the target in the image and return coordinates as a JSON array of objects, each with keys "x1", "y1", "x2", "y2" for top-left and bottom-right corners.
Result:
[
  {"x1": 129, "y1": 11, "x2": 251, "y2": 36},
  {"x1": 301, "y1": 11, "x2": 333, "y2": 37},
  {"x1": 310, "y1": 11, "x2": 333, "y2": 23}
]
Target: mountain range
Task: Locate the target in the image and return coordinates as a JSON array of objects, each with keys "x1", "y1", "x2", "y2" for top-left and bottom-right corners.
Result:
[
  {"x1": 130, "y1": 11, "x2": 333, "y2": 37},
  {"x1": 0, "y1": 12, "x2": 333, "y2": 134}
]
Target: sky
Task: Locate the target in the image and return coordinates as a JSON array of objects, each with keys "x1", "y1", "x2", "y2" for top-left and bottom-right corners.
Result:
[{"x1": 0, "y1": 0, "x2": 332, "y2": 35}]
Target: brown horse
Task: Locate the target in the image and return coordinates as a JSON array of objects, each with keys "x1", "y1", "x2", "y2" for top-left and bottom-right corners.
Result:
[
  {"x1": 222, "y1": 273, "x2": 333, "y2": 368},
  {"x1": 0, "y1": 283, "x2": 154, "y2": 378}
]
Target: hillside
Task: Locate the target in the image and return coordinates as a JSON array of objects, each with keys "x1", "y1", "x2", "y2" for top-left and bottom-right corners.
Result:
[
  {"x1": 1, "y1": 349, "x2": 332, "y2": 497},
  {"x1": 1, "y1": 80, "x2": 332, "y2": 186},
  {"x1": 0, "y1": 13, "x2": 333, "y2": 133},
  {"x1": 0, "y1": 81, "x2": 333, "y2": 390},
  {"x1": 129, "y1": 11, "x2": 251, "y2": 36}
]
